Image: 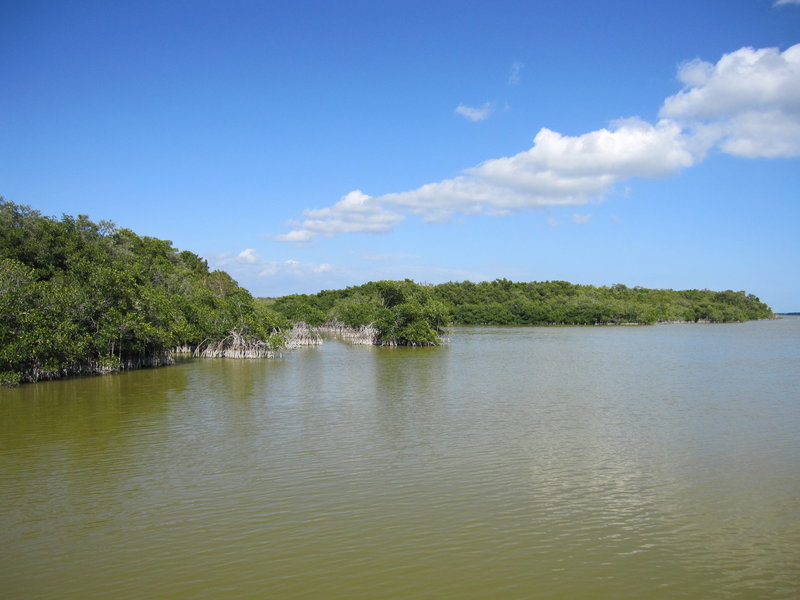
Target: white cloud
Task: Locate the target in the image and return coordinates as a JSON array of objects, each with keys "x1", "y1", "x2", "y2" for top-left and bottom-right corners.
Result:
[
  {"x1": 211, "y1": 251, "x2": 334, "y2": 281},
  {"x1": 271, "y1": 229, "x2": 314, "y2": 244},
  {"x1": 675, "y1": 58, "x2": 715, "y2": 88},
  {"x1": 475, "y1": 118, "x2": 694, "y2": 180},
  {"x1": 272, "y1": 44, "x2": 800, "y2": 242},
  {"x1": 272, "y1": 190, "x2": 404, "y2": 244},
  {"x1": 257, "y1": 258, "x2": 334, "y2": 277},
  {"x1": 380, "y1": 118, "x2": 695, "y2": 222},
  {"x1": 237, "y1": 248, "x2": 258, "y2": 263},
  {"x1": 215, "y1": 250, "x2": 258, "y2": 268},
  {"x1": 455, "y1": 102, "x2": 495, "y2": 122},
  {"x1": 256, "y1": 259, "x2": 333, "y2": 278},
  {"x1": 301, "y1": 190, "x2": 403, "y2": 233},
  {"x1": 509, "y1": 62, "x2": 524, "y2": 85},
  {"x1": 661, "y1": 44, "x2": 800, "y2": 157},
  {"x1": 774, "y1": 0, "x2": 800, "y2": 6},
  {"x1": 275, "y1": 119, "x2": 695, "y2": 238}
]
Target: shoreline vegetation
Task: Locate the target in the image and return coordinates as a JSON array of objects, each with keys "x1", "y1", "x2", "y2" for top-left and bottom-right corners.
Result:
[
  {"x1": 264, "y1": 277, "x2": 774, "y2": 334},
  {"x1": 1, "y1": 201, "x2": 288, "y2": 385},
  {"x1": 1, "y1": 201, "x2": 774, "y2": 385}
]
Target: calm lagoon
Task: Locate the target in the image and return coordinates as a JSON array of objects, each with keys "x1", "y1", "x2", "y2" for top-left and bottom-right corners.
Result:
[{"x1": 2, "y1": 319, "x2": 799, "y2": 599}]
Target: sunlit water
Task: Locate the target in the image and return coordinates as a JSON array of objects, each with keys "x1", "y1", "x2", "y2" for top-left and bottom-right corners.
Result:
[{"x1": 2, "y1": 319, "x2": 799, "y2": 599}]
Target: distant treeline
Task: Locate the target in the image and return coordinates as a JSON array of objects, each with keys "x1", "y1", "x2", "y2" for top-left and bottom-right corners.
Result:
[
  {"x1": 432, "y1": 279, "x2": 774, "y2": 325},
  {"x1": 0, "y1": 201, "x2": 286, "y2": 384},
  {"x1": 266, "y1": 278, "x2": 773, "y2": 331}
]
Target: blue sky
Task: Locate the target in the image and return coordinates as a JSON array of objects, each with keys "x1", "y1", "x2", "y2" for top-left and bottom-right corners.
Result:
[{"x1": 1, "y1": 1, "x2": 799, "y2": 311}]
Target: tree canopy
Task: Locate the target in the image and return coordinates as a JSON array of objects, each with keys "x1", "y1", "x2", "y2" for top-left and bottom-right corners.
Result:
[
  {"x1": 2, "y1": 200, "x2": 775, "y2": 384},
  {"x1": 429, "y1": 279, "x2": 773, "y2": 325},
  {"x1": 267, "y1": 279, "x2": 450, "y2": 346},
  {"x1": 0, "y1": 200, "x2": 286, "y2": 384},
  {"x1": 266, "y1": 278, "x2": 773, "y2": 333}
]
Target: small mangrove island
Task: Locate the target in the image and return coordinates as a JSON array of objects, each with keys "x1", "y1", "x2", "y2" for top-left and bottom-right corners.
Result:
[
  {"x1": 1, "y1": 201, "x2": 774, "y2": 385},
  {"x1": 266, "y1": 278, "x2": 774, "y2": 330}
]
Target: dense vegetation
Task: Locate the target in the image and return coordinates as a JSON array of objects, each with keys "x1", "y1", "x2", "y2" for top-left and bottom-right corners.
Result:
[
  {"x1": 0, "y1": 201, "x2": 286, "y2": 384},
  {"x1": 267, "y1": 279, "x2": 773, "y2": 331},
  {"x1": 267, "y1": 279, "x2": 450, "y2": 346},
  {"x1": 1, "y1": 200, "x2": 774, "y2": 385},
  {"x1": 431, "y1": 279, "x2": 774, "y2": 325}
]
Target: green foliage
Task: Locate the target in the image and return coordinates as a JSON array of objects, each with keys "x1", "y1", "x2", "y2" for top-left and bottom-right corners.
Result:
[
  {"x1": 0, "y1": 200, "x2": 286, "y2": 384},
  {"x1": 328, "y1": 293, "x2": 383, "y2": 327},
  {"x1": 428, "y1": 280, "x2": 772, "y2": 325},
  {"x1": 3, "y1": 199, "x2": 771, "y2": 384},
  {"x1": 268, "y1": 277, "x2": 773, "y2": 345},
  {"x1": 366, "y1": 280, "x2": 449, "y2": 345},
  {"x1": 267, "y1": 294, "x2": 328, "y2": 326},
  {"x1": 268, "y1": 279, "x2": 450, "y2": 346}
]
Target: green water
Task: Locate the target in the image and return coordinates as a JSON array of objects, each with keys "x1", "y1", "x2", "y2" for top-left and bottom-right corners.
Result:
[{"x1": 2, "y1": 320, "x2": 799, "y2": 599}]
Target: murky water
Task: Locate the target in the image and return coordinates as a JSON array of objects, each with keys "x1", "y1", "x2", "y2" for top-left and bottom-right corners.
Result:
[{"x1": 2, "y1": 319, "x2": 799, "y2": 599}]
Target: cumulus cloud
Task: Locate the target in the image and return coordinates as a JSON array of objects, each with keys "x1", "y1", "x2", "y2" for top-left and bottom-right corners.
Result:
[
  {"x1": 273, "y1": 44, "x2": 800, "y2": 242},
  {"x1": 237, "y1": 248, "x2": 258, "y2": 263},
  {"x1": 271, "y1": 190, "x2": 404, "y2": 244},
  {"x1": 276, "y1": 120, "x2": 694, "y2": 238},
  {"x1": 301, "y1": 190, "x2": 404, "y2": 233},
  {"x1": 455, "y1": 102, "x2": 495, "y2": 121},
  {"x1": 380, "y1": 118, "x2": 695, "y2": 222},
  {"x1": 660, "y1": 44, "x2": 800, "y2": 157}
]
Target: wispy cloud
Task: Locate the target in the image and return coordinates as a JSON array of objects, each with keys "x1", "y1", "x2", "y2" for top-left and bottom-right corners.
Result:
[
  {"x1": 509, "y1": 61, "x2": 524, "y2": 85},
  {"x1": 271, "y1": 229, "x2": 314, "y2": 244},
  {"x1": 362, "y1": 252, "x2": 420, "y2": 262},
  {"x1": 455, "y1": 102, "x2": 496, "y2": 122},
  {"x1": 572, "y1": 213, "x2": 592, "y2": 225},
  {"x1": 257, "y1": 259, "x2": 334, "y2": 278},
  {"x1": 774, "y1": 0, "x2": 800, "y2": 6},
  {"x1": 273, "y1": 44, "x2": 800, "y2": 243},
  {"x1": 212, "y1": 249, "x2": 335, "y2": 280}
]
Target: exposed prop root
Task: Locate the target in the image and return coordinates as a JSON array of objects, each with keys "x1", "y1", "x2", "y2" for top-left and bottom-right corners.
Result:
[
  {"x1": 286, "y1": 322, "x2": 323, "y2": 348},
  {"x1": 19, "y1": 353, "x2": 174, "y2": 384},
  {"x1": 193, "y1": 330, "x2": 278, "y2": 359},
  {"x1": 316, "y1": 320, "x2": 380, "y2": 345}
]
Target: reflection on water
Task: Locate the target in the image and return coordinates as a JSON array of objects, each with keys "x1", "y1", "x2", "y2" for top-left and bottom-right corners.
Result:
[{"x1": 1, "y1": 319, "x2": 799, "y2": 599}]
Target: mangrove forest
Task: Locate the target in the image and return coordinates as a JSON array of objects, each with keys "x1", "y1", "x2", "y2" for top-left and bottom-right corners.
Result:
[
  {"x1": 1, "y1": 201, "x2": 774, "y2": 385},
  {"x1": 265, "y1": 279, "x2": 773, "y2": 329},
  {"x1": 0, "y1": 201, "x2": 286, "y2": 384}
]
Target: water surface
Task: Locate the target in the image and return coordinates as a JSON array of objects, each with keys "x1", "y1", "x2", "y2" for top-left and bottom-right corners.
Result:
[{"x1": 2, "y1": 320, "x2": 799, "y2": 598}]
